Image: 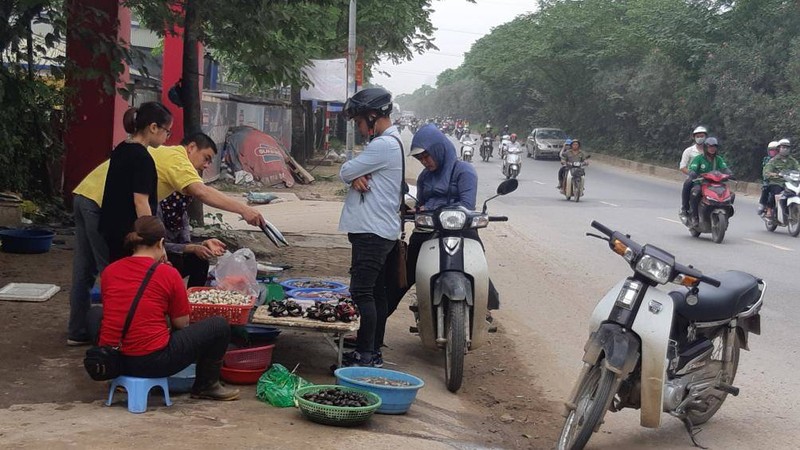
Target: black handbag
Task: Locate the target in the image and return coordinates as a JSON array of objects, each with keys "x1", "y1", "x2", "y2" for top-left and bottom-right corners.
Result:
[{"x1": 83, "y1": 262, "x2": 159, "y2": 381}]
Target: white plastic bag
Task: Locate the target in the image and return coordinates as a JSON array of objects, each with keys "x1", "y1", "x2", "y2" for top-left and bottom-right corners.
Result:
[{"x1": 214, "y1": 248, "x2": 258, "y2": 297}]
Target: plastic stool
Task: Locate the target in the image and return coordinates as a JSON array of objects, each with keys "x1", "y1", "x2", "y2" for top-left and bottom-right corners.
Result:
[{"x1": 106, "y1": 376, "x2": 172, "y2": 413}]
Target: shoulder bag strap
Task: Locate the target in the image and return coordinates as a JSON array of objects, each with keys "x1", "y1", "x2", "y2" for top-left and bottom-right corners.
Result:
[
  {"x1": 117, "y1": 261, "x2": 160, "y2": 349},
  {"x1": 388, "y1": 135, "x2": 407, "y2": 236}
]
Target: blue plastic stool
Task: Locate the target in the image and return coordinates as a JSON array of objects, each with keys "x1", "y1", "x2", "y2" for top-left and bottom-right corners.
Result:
[{"x1": 106, "y1": 376, "x2": 172, "y2": 413}]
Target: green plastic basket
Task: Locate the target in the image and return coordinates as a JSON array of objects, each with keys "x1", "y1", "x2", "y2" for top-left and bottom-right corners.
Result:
[{"x1": 295, "y1": 385, "x2": 382, "y2": 426}]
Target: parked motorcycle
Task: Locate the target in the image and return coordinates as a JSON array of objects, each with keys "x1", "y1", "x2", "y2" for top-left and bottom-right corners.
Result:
[
  {"x1": 762, "y1": 170, "x2": 800, "y2": 236},
  {"x1": 679, "y1": 171, "x2": 735, "y2": 243},
  {"x1": 563, "y1": 155, "x2": 590, "y2": 202},
  {"x1": 499, "y1": 134, "x2": 511, "y2": 158},
  {"x1": 480, "y1": 136, "x2": 493, "y2": 162},
  {"x1": 461, "y1": 138, "x2": 476, "y2": 163},
  {"x1": 406, "y1": 179, "x2": 518, "y2": 392},
  {"x1": 502, "y1": 143, "x2": 522, "y2": 179},
  {"x1": 557, "y1": 221, "x2": 763, "y2": 450}
]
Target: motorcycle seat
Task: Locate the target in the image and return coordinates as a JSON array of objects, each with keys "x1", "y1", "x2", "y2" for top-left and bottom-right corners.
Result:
[{"x1": 671, "y1": 270, "x2": 760, "y2": 322}]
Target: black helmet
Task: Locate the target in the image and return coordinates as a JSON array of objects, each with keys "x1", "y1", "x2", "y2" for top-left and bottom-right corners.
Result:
[
  {"x1": 704, "y1": 137, "x2": 719, "y2": 151},
  {"x1": 344, "y1": 88, "x2": 393, "y2": 119}
]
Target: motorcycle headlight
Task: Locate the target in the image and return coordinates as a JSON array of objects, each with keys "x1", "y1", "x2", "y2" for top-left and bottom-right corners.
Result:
[
  {"x1": 415, "y1": 214, "x2": 434, "y2": 228},
  {"x1": 439, "y1": 210, "x2": 467, "y2": 230},
  {"x1": 635, "y1": 254, "x2": 673, "y2": 284}
]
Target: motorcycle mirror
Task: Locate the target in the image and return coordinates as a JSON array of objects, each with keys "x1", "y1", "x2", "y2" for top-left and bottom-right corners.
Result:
[{"x1": 497, "y1": 179, "x2": 519, "y2": 195}]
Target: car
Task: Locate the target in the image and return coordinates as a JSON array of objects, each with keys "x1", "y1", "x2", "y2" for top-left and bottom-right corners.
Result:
[{"x1": 525, "y1": 128, "x2": 567, "y2": 159}]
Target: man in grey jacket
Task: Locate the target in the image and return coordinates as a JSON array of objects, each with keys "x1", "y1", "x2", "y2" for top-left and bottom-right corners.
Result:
[{"x1": 338, "y1": 87, "x2": 403, "y2": 368}]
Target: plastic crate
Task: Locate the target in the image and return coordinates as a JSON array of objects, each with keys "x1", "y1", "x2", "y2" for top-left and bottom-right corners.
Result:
[
  {"x1": 223, "y1": 344, "x2": 275, "y2": 370},
  {"x1": 187, "y1": 287, "x2": 256, "y2": 325}
]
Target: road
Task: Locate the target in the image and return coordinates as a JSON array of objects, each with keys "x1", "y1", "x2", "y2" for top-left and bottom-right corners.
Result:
[{"x1": 405, "y1": 130, "x2": 799, "y2": 449}]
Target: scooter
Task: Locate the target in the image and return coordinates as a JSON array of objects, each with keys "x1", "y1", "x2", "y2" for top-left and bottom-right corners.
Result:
[
  {"x1": 763, "y1": 170, "x2": 800, "y2": 237},
  {"x1": 562, "y1": 155, "x2": 590, "y2": 202},
  {"x1": 461, "y1": 138, "x2": 475, "y2": 163},
  {"x1": 407, "y1": 179, "x2": 518, "y2": 392},
  {"x1": 480, "y1": 136, "x2": 493, "y2": 162},
  {"x1": 682, "y1": 171, "x2": 735, "y2": 243},
  {"x1": 499, "y1": 134, "x2": 511, "y2": 158},
  {"x1": 557, "y1": 221, "x2": 763, "y2": 450},
  {"x1": 502, "y1": 143, "x2": 522, "y2": 179}
]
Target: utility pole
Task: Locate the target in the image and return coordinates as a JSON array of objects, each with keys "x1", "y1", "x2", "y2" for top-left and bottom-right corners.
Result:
[{"x1": 346, "y1": 0, "x2": 356, "y2": 160}]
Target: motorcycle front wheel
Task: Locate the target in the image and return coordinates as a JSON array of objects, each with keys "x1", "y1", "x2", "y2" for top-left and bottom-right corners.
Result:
[
  {"x1": 788, "y1": 204, "x2": 800, "y2": 237},
  {"x1": 444, "y1": 301, "x2": 467, "y2": 393},
  {"x1": 573, "y1": 179, "x2": 582, "y2": 203},
  {"x1": 711, "y1": 212, "x2": 728, "y2": 244},
  {"x1": 687, "y1": 331, "x2": 741, "y2": 425},
  {"x1": 557, "y1": 363, "x2": 616, "y2": 450}
]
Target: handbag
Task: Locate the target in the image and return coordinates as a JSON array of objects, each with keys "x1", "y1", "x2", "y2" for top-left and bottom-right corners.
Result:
[
  {"x1": 83, "y1": 262, "x2": 159, "y2": 381},
  {"x1": 387, "y1": 135, "x2": 409, "y2": 290}
]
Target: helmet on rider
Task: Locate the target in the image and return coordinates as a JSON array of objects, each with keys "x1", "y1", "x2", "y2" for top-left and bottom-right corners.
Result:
[
  {"x1": 692, "y1": 126, "x2": 708, "y2": 145},
  {"x1": 778, "y1": 138, "x2": 792, "y2": 156},
  {"x1": 703, "y1": 137, "x2": 719, "y2": 155},
  {"x1": 564, "y1": 139, "x2": 573, "y2": 146}
]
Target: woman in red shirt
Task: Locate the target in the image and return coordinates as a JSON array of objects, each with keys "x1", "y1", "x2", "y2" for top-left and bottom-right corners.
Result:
[{"x1": 95, "y1": 216, "x2": 238, "y2": 401}]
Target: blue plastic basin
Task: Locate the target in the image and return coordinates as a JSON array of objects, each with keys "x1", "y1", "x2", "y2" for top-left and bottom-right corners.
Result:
[
  {"x1": 335, "y1": 367, "x2": 424, "y2": 414},
  {"x1": 0, "y1": 229, "x2": 54, "y2": 254}
]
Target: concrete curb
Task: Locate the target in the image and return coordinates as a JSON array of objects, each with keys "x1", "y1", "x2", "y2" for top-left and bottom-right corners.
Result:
[{"x1": 590, "y1": 152, "x2": 763, "y2": 197}]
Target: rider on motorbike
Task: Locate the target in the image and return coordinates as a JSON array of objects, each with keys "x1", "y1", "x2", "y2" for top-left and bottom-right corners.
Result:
[
  {"x1": 502, "y1": 124, "x2": 510, "y2": 136},
  {"x1": 388, "y1": 124, "x2": 500, "y2": 318},
  {"x1": 758, "y1": 141, "x2": 780, "y2": 215},
  {"x1": 510, "y1": 133, "x2": 517, "y2": 144},
  {"x1": 679, "y1": 126, "x2": 708, "y2": 219},
  {"x1": 687, "y1": 137, "x2": 732, "y2": 227},
  {"x1": 763, "y1": 139, "x2": 800, "y2": 218},
  {"x1": 558, "y1": 139, "x2": 587, "y2": 193}
]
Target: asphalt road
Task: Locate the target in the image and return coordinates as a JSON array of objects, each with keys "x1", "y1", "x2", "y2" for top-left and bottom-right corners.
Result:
[{"x1": 403, "y1": 130, "x2": 799, "y2": 449}]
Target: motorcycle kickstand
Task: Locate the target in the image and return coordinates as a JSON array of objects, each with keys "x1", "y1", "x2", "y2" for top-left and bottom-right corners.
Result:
[{"x1": 680, "y1": 416, "x2": 708, "y2": 450}]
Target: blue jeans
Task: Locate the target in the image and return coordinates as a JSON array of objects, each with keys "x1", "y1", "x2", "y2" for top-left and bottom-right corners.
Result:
[
  {"x1": 68, "y1": 195, "x2": 109, "y2": 340},
  {"x1": 348, "y1": 233, "x2": 396, "y2": 357}
]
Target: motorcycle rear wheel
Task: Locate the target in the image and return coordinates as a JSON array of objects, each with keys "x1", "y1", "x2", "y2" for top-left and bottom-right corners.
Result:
[
  {"x1": 788, "y1": 205, "x2": 800, "y2": 237},
  {"x1": 444, "y1": 301, "x2": 467, "y2": 393},
  {"x1": 711, "y1": 212, "x2": 728, "y2": 244},
  {"x1": 687, "y1": 332, "x2": 741, "y2": 425},
  {"x1": 557, "y1": 362, "x2": 616, "y2": 450}
]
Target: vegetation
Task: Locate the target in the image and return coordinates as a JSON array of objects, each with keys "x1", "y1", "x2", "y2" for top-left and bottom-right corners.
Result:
[{"x1": 398, "y1": 0, "x2": 800, "y2": 181}]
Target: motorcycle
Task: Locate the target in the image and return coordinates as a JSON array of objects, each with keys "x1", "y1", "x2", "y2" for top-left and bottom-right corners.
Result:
[
  {"x1": 762, "y1": 170, "x2": 800, "y2": 237},
  {"x1": 680, "y1": 171, "x2": 735, "y2": 244},
  {"x1": 480, "y1": 136, "x2": 493, "y2": 162},
  {"x1": 461, "y1": 138, "x2": 475, "y2": 163},
  {"x1": 455, "y1": 126, "x2": 465, "y2": 140},
  {"x1": 562, "y1": 155, "x2": 590, "y2": 202},
  {"x1": 499, "y1": 134, "x2": 511, "y2": 158},
  {"x1": 557, "y1": 221, "x2": 764, "y2": 450},
  {"x1": 409, "y1": 124, "x2": 418, "y2": 134},
  {"x1": 502, "y1": 143, "x2": 522, "y2": 179},
  {"x1": 406, "y1": 179, "x2": 518, "y2": 392}
]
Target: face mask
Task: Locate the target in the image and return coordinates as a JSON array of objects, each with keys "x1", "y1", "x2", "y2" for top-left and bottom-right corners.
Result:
[
  {"x1": 769, "y1": 150, "x2": 779, "y2": 157},
  {"x1": 695, "y1": 137, "x2": 706, "y2": 145},
  {"x1": 780, "y1": 147, "x2": 790, "y2": 156}
]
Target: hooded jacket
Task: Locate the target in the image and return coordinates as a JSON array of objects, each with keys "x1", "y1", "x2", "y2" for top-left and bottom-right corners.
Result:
[{"x1": 412, "y1": 124, "x2": 478, "y2": 211}]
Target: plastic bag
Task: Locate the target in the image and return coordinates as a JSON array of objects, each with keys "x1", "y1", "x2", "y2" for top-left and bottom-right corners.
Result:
[
  {"x1": 214, "y1": 248, "x2": 258, "y2": 297},
  {"x1": 256, "y1": 363, "x2": 311, "y2": 407}
]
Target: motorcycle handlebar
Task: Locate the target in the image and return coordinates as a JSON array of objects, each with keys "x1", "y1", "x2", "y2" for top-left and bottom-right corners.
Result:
[{"x1": 591, "y1": 221, "x2": 613, "y2": 237}]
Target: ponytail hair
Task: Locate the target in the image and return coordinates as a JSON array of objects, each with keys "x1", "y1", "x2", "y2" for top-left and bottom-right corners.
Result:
[
  {"x1": 122, "y1": 102, "x2": 172, "y2": 134},
  {"x1": 124, "y1": 216, "x2": 167, "y2": 252}
]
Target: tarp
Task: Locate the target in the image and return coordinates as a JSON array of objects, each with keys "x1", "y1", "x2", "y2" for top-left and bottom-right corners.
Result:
[
  {"x1": 301, "y1": 58, "x2": 347, "y2": 102},
  {"x1": 222, "y1": 126, "x2": 295, "y2": 188}
]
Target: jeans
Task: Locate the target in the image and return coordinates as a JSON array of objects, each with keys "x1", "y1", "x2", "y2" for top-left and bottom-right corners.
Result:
[
  {"x1": 348, "y1": 233, "x2": 396, "y2": 357},
  {"x1": 766, "y1": 184, "x2": 785, "y2": 210},
  {"x1": 68, "y1": 195, "x2": 109, "y2": 340},
  {"x1": 168, "y1": 251, "x2": 209, "y2": 287},
  {"x1": 87, "y1": 309, "x2": 230, "y2": 389},
  {"x1": 689, "y1": 184, "x2": 703, "y2": 220},
  {"x1": 388, "y1": 230, "x2": 500, "y2": 317},
  {"x1": 681, "y1": 178, "x2": 694, "y2": 212}
]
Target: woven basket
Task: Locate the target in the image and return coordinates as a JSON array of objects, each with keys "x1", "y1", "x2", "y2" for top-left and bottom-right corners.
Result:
[{"x1": 294, "y1": 385, "x2": 381, "y2": 426}]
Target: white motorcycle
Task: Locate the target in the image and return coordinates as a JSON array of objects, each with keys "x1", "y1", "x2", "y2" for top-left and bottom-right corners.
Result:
[
  {"x1": 407, "y1": 179, "x2": 518, "y2": 392},
  {"x1": 502, "y1": 143, "x2": 522, "y2": 179},
  {"x1": 557, "y1": 221, "x2": 764, "y2": 450},
  {"x1": 763, "y1": 169, "x2": 800, "y2": 236},
  {"x1": 499, "y1": 134, "x2": 511, "y2": 158},
  {"x1": 563, "y1": 155, "x2": 590, "y2": 202},
  {"x1": 460, "y1": 137, "x2": 475, "y2": 163}
]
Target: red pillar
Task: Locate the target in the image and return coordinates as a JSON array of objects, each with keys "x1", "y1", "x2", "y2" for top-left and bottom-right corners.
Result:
[
  {"x1": 161, "y1": 20, "x2": 203, "y2": 145},
  {"x1": 62, "y1": 0, "x2": 131, "y2": 201}
]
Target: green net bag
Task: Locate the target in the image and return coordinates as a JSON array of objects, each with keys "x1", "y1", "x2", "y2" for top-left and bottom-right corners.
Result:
[{"x1": 256, "y1": 363, "x2": 311, "y2": 407}]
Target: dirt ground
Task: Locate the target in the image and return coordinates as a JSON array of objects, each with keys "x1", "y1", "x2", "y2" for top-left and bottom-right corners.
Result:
[{"x1": 0, "y1": 169, "x2": 562, "y2": 449}]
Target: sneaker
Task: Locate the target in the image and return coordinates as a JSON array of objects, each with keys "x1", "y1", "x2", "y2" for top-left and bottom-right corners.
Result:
[
  {"x1": 372, "y1": 351, "x2": 384, "y2": 368},
  {"x1": 341, "y1": 351, "x2": 376, "y2": 368},
  {"x1": 67, "y1": 337, "x2": 91, "y2": 346}
]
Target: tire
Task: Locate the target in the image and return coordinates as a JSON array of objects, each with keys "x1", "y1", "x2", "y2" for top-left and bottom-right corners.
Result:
[
  {"x1": 557, "y1": 362, "x2": 616, "y2": 450},
  {"x1": 788, "y1": 205, "x2": 800, "y2": 237},
  {"x1": 533, "y1": 149, "x2": 539, "y2": 160},
  {"x1": 711, "y1": 212, "x2": 727, "y2": 244},
  {"x1": 444, "y1": 301, "x2": 467, "y2": 393},
  {"x1": 687, "y1": 331, "x2": 741, "y2": 425},
  {"x1": 690, "y1": 228, "x2": 701, "y2": 238},
  {"x1": 765, "y1": 219, "x2": 777, "y2": 232},
  {"x1": 574, "y1": 179, "x2": 582, "y2": 203}
]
